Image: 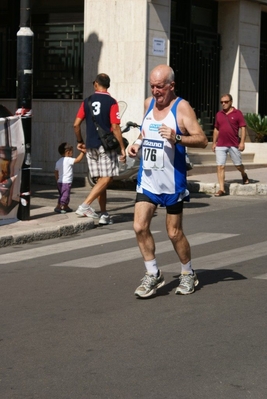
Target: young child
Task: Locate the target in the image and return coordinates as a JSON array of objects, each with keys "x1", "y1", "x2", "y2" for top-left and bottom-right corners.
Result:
[{"x1": 54, "y1": 142, "x2": 84, "y2": 214}]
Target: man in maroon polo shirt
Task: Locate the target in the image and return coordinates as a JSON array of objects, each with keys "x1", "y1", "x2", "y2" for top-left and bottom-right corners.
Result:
[{"x1": 212, "y1": 94, "x2": 249, "y2": 197}]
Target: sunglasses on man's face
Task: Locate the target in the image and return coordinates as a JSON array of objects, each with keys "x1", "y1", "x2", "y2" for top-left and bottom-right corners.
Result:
[{"x1": 220, "y1": 100, "x2": 231, "y2": 104}]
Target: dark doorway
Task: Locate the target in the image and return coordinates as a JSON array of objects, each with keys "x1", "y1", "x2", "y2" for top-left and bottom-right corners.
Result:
[{"x1": 170, "y1": 0, "x2": 220, "y2": 140}]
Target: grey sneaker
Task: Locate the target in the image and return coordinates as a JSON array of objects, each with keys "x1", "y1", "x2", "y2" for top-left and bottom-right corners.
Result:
[
  {"x1": 99, "y1": 213, "x2": 113, "y2": 225},
  {"x1": 134, "y1": 270, "x2": 165, "y2": 298},
  {"x1": 75, "y1": 205, "x2": 99, "y2": 219},
  {"x1": 175, "y1": 272, "x2": 199, "y2": 295}
]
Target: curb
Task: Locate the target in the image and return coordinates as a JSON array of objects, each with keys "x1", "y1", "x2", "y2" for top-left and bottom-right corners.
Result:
[
  {"x1": 188, "y1": 182, "x2": 267, "y2": 196},
  {"x1": 0, "y1": 218, "x2": 95, "y2": 248},
  {"x1": 1, "y1": 180, "x2": 266, "y2": 248}
]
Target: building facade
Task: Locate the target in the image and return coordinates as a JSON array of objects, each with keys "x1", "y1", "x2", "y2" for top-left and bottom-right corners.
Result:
[{"x1": 0, "y1": 0, "x2": 267, "y2": 179}]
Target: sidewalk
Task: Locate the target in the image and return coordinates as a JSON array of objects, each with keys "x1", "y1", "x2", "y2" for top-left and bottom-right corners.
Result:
[
  {"x1": 0, "y1": 182, "x2": 136, "y2": 248},
  {"x1": 0, "y1": 167, "x2": 266, "y2": 247},
  {"x1": 187, "y1": 166, "x2": 267, "y2": 196}
]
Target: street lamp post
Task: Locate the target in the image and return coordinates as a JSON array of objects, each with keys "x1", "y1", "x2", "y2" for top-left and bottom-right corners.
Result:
[{"x1": 16, "y1": 0, "x2": 33, "y2": 220}]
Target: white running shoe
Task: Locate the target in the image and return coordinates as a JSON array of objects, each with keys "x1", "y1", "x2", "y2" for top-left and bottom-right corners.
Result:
[
  {"x1": 99, "y1": 213, "x2": 113, "y2": 225},
  {"x1": 134, "y1": 271, "x2": 165, "y2": 298},
  {"x1": 175, "y1": 272, "x2": 199, "y2": 295},
  {"x1": 75, "y1": 205, "x2": 99, "y2": 219}
]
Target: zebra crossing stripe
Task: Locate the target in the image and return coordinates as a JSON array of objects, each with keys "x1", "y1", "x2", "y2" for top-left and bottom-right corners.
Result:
[
  {"x1": 52, "y1": 233, "x2": 238, "y2": 268},
  {"x1": 0, "y1": 231, "x2": 236, "y2": 266},
  {"x1": 0, "y1": 230, "x2": 137, "y2": 264},
  {"x1": 254, "y1": 273, "x2": 267, "y2": 280},
  {"x1": 161, "y1": 241, "x2": 267, "y2": 273}
]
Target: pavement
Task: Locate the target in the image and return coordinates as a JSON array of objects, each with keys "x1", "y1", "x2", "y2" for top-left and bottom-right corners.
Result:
[
  {"x1": 0, "y1": 166, "x2": 266, "y2": 247},
  {"x1": 187, "y1": 165, "x2": 267, "y2": 196}
]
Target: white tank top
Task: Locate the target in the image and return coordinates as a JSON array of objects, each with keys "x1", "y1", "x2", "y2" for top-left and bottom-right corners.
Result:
[{"x1": 137, "y1": 98, "x2": 187, "y2": 195}]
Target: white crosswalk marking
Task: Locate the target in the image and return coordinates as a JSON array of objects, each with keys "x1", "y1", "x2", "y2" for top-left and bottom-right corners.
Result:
[
  {"x1": 52, "y1": 232, "x2": 238, "y2": 268},
  {"x1": 254, "y1": 273, "x2": 267, "y2": 280},
  {"x1": 161, "y1": 241, "x2": 267, "y2": 273},
  {"x1": 1, "y1": 230, "x2": 266, "y2": 279},
  {"x1": 0, "y1": 231, "x2": 235, "y2": 266},
  {"x1": 0, "y1": 230, "x2": 137, "y2": 264}
]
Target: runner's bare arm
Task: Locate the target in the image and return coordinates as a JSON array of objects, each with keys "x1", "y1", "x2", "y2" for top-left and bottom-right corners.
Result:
[{"x1": 176, "y1": 100, "x2": 208, "y2": 148}]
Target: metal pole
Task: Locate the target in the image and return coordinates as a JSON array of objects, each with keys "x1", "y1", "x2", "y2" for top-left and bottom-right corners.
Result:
[{"x1": 16, "y1": 0, "x2": 33, "y2": 220}]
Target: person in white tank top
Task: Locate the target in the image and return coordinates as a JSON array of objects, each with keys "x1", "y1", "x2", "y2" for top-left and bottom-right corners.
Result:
[
  {"x1": 128, "y1": 64, "x2": 208, "y2": 298},
  {"x1": 137, "y1": 96, "x2": 188, "y2": 197}
]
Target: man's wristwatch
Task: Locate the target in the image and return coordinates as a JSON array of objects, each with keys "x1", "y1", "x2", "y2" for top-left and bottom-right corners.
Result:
[
  {"x1": 175, "y1": 134, "x2": 182, "y2": 143},
  {"x1": 77, "y1": 139, "x2": 83, "y2": 143}
]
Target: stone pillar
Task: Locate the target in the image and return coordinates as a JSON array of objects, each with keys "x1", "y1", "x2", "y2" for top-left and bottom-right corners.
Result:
[
  {"x1": 84, "y1": 0, "x2": 171, "y2": 141},
  {"x1": 146, "y1": 0, "x2": 171, "y2": 95},
  {"x1": 218, "y1": 0, "x2": 261, "y2": 113}
]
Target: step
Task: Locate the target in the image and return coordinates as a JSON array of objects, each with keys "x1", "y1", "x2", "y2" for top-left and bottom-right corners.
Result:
[
  {"x1": 187, "y1": 143, "x2": 212, "y2": 152},
  {"x1": 187, "y1": 163, "x2": 266, "y2": 176},
  {"x1": 188, "y1": 152, "x2": 255, "y2": 165}
]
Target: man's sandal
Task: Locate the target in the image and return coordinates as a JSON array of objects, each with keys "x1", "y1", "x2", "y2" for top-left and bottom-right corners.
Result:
[
  {"x1": 242, "y1": 173, "x2": 249, "y2": 184},
  {"x1": 214, "y1": 190, "x2": 226, "y2": 197}
]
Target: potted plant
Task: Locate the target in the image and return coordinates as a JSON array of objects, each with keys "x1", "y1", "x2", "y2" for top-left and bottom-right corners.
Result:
[{"x1": 244, "y1": 113, "x2": 267, "y2": 142}]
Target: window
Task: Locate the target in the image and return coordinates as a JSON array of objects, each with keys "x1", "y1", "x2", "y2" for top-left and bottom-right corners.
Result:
[
  {"x1": 171, "y1": 0, "x2": 217, "y2": 31},
  {"x1": 33, "y1": 18, "x2": 84, "y2": 99},
  {"x1": 0, "y1": 0, "x2": 84, "y2": 99}
]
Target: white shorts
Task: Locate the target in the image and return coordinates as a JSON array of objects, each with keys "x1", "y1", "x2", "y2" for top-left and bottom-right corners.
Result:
[{"x1": 215, "y1": 146, "x2": 242, "y2": 166}]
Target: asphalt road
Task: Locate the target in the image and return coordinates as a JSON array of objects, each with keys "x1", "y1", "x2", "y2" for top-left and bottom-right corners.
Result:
[{"x1": 0, "y1": 190, "x2": 267, "y2": 399}]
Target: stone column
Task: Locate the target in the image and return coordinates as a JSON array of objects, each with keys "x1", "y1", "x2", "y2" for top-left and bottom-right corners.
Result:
[
  {"x1": 84, "y1": 0, "x2": 171, "y2": 140},
  {"x1": 218, "y1": 0, "x2": 261, "y2": 113}
]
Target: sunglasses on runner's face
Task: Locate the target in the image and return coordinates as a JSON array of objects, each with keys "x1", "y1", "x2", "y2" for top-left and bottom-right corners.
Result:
[{"x1": 220, "y1": 100, "x2": 231, "y2": 104}]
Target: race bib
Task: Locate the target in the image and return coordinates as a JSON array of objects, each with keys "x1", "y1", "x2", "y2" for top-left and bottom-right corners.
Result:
[{"x1": 142, "y1": 138, "x2": 164, "y2": 170}]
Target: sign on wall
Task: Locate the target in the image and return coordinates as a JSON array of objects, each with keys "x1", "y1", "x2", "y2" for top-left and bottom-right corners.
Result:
[
  {"x1": 0, "y1": 116, "x2": 25, "y2": 223},
  {"x1": 153, "y1": 38, "x2": 166, "y2": 56}
]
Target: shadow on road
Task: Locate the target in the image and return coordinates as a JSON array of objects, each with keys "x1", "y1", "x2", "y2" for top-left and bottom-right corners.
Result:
[{"x1": 151, "y1": 268, "x2": 247, "y2": 298}]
